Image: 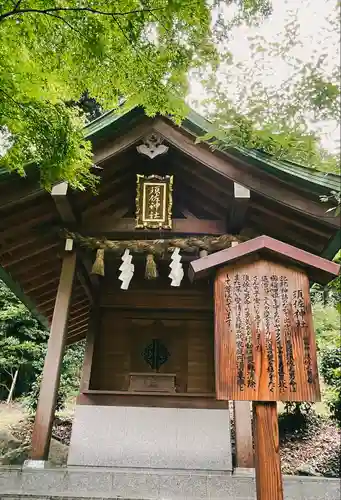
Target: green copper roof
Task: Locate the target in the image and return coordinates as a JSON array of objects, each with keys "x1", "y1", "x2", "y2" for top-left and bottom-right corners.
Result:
[
  {"x1": 85, "y1": 105, "x2": 341, "y2": 195},
  {"x1": 1, "y1": 105, "x2": 339, "y2": 193}
]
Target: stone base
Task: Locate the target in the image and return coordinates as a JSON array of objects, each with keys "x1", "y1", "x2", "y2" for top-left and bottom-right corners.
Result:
[
  {"x1": 68, "y1": 405, "x2": 233, "y2": 471},
  {"x1": 0, "y1": 466, "x2": 340, "y2": 499},
  {"x1": 23, "y1": 460, "x2": 50, "y2": 469}
]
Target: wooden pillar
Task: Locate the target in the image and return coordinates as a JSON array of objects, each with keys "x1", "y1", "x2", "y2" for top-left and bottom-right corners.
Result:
[
  {"x1": 30, "y1": 252, "x2": 76, "y2": 460},
  {"x1": 234, "y1": 401, "x2": 254, "y2": 467},
  {"x1": 230, "y1": 240, "x2": 254, "y2": 468},
  {"x1": 253, "y1": 402, "x2": 283, "y2": 500},
  {"x1": 79, "y1": 303, "x2": 98, "y2": 392}
]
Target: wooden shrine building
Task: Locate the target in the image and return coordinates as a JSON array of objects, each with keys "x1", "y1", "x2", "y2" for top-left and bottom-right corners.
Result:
[{"x1": 0, "y1": 106, "x2": 340, "y2": 471}]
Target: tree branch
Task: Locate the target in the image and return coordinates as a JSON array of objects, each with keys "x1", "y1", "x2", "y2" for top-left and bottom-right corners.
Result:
[
  {"x1": 0, "y1": 382, "x2": 11, "y2": 393},
  {"x1": 43, "y1": 12, "x2": 85, "y2": 37},
  {"x1": 0, "y1": 5, "x2": 166, "y2": 23}
]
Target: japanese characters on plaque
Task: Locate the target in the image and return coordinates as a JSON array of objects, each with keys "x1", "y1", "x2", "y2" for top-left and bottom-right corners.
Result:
[
  {"x1": 216, "y1": 260, "x2": 320, "y2": 402},
  {"x1": 135, "y1": 174, "x2": 173, "y2": 230}
]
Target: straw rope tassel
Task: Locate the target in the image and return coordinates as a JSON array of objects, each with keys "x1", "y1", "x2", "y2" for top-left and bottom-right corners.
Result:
[
  {"x1": 145, "y1": 254, "x2": 158, "y2": 280},
  {"x1": 91, "y1": 248, "x2": 105, "y2": 276}
]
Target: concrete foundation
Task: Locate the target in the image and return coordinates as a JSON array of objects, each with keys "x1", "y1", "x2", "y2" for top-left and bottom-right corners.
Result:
[
  {"x1": 0, "y1": 466, "x2": 340, "y2": 499},
  {"x1": 67, "y1": 405, "x2": 233, "y2": 471}
]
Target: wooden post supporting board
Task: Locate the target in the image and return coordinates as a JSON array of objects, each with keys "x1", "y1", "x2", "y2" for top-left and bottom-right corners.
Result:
[
  {"x1": 30, "y1": 252, "x2": 76, "y2": 460},
  {"x1": 253, "y1": 402, "x2": 283, "y2": 500},
  {"x1": 230, "y1": 241, "x2": 254, "y2": 469},
  {"x1": 189, "y1": 235, "x2": 340, "y2": 500},
  {"x1": 234, "y1": 401, "x2": 254, "y2": 468}
]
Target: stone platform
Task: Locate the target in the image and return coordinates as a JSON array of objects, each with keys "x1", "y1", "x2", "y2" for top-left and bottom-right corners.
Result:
[
  {"x1": 68, "y1": 406, "x2": 233, "y2": 471},
  {"x1": 0, "y1": 466, "x2": 340, "y2": 499}
]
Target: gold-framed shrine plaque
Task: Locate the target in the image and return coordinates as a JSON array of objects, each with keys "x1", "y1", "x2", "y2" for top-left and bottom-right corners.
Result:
[{"x1": 135, "y1": 174, "x2": 173, "y2": 229}]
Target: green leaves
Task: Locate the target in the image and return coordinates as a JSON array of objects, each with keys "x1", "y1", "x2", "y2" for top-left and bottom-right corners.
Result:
[
  {"x1": 0, "y1": 0, "x2": 216, "y2": 188},
  {"x1": 0, "y1": 280, "x2": 48, "y2": 400}
]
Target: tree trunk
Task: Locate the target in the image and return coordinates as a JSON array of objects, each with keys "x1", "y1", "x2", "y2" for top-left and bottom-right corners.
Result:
[{"x1": 6, "y1": 369, "x2": 19, "y2": 404}]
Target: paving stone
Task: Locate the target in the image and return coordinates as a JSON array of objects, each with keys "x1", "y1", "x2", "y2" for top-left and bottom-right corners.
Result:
[
  {"x1": 111, "y1": 471, "x2": 160, "y2": 499},
  {"x1": 63, "y1": 471, "x2": 112, "y2": 496},
  {"x1": 208, "y1": 474, "x2": 255, "y2": 499},
  {"x1": 0, "y1": 470, "x2": 21, "y2": 494},
  {"x1": 20, "y1": 470, "x2": 66, "y2": 495},
  {"x1": 158, "y1": 472, "x2": 208, "y2": 499}
]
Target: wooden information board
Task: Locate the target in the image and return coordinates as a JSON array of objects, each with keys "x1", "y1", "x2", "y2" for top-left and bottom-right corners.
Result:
[
  {"x1": 214, "y1": 258, "x2": 320, "y2": 402},
  {"x1": 189, "y1": 236, "x2": 340, "y2": 500}
]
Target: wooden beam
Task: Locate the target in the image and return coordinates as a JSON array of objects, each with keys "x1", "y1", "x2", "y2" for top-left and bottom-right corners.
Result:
[
  {"x1": 227, "y1": 182, "x2": 250, "y2": 234},
  {"x1": 43, "y1": 303, "x2": 88, "y2": 324},
  {"x1": 176, "y1": 182, "x2": 226, "y2": 219},
  {"x1": 249, "y1": 214, "x2": 324, "y2": 254},
  {"x1": 79, "y1": 306, "x2": 97, "y2": 391},
  {"x1": 68, "y1": 310, "x2": 89, "y2": 324},
  {"x1": 37, "y1": 287, "x2": 83, "y2": 311},
  {"x1": 69, "y1": 315, "x2": 90, "y2": 331},
  {"x1": 152, "y1": 119, "x2": 340, "y2": 228},
  {"x1": 51, "y1": 182, "x2": 78, "y2": 224},
  {"x1": 180, "y1": 156, "x2": 333, "y2": 240},
  {"x1": 30, "y1": 252, "x2": 76, "y2": 460},
  {"x1": 92, "y1": 120, "x2": 152, "y2": 165},
  {"x1": 25, "y1": 276, "x2": 60, "y2": 294},
  {"x1": 68, "y1": 313, "x2": 89, "y2": 326},
  {"x1": 0, "y1": 204, "x2": 57, "y2": 241},
  {"x1": 1, "y1": 241, "x2": 59, "y2": 268},
  {"x1": 51, "y1": 182, "x2": 99, "y2": 302},
  {"x1": 10, "y1": 250, "x2": 59, "y2": 276},
  {"x1": 0, "y1": 183, "x2": 43, "y2": 212},
  {"x1": 66, "y1": 330, "x2": 87, "y2": 345},
  {"x1": 68, "y1": 320, "x2": 89, "y2": 336},
  {"x1": 70, "y1": 298, "x2": 91, "y2": 309},
  {"x1": 250, "y1": 202, "x2": 332, "y2": 239},
  {"x1": 16, "y1": 262, "x2": 60, "y2": 283},
  {"x1": 0, "y1": 233, "x2": 41, "y2": 257},
  {"x1": 82, "y1": 174, "x2": 133, "y2": 218},
  {"x1": 69, "y1": 303, "x2": 90, "y2": 317},
  {"x1": 81, "y1": 217, "x2": 226, "y2": 235},
  {"x1": 37, "y1": 295, "x2": 57, "y2": 309},
  {"x1": 75, "y1": 151, "x2": 135, "y2": 210}
]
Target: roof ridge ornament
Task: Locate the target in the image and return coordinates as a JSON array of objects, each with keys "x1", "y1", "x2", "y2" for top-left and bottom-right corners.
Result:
[{"x1": 136, "y1": 133, "x2": 169, "y2": 159}]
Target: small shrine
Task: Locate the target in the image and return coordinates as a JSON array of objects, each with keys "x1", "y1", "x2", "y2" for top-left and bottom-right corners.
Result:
[{"x1": 0, "y1": 106, "x2": 339, "y2": 483}]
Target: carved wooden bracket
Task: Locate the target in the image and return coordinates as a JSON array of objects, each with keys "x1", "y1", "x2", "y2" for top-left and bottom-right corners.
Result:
[{"x1": 136, "y1": 133, "x2": 169, "y2": 159}]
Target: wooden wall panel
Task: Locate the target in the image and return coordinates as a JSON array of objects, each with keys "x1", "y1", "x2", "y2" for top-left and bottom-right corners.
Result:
[
  {"x1": 187, "y1": 319, "x2": 215, "y2": 393},
  {"x1": 90, "y1": 313, "x2": 130, "y2": 391},
  {"x1": 100, "y1": 288, "x2": 213, "y2": 311},
  {"x1": 90, "y1": 310, "x2": 214, "y2": 395}
]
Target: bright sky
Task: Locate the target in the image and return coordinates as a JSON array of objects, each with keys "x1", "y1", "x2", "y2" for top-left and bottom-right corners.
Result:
[{"x1": 190, "y1": 0, "x2": 340, "y2": 153}]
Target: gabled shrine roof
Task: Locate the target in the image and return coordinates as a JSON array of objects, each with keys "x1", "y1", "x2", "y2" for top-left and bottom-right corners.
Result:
[
  {"x1": 84, "y1": 105, "x2": 341, "y2": 194},
  {"x1": 0, "y1": 104, "x2": 340, "y2": 343}
]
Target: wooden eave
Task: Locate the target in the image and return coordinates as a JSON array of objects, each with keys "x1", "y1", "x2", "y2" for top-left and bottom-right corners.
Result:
[
  {"x1": 0, "y1": 110, "x2": 340, "y2": 345},
  {"x1": 189, "y1": 235, "x2": 340, "y2": 285}
]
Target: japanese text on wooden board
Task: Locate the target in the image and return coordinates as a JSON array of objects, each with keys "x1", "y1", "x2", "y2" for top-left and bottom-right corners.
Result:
[{"x1": 215, "y1": 261, "x2": 320, "y2": 402}]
